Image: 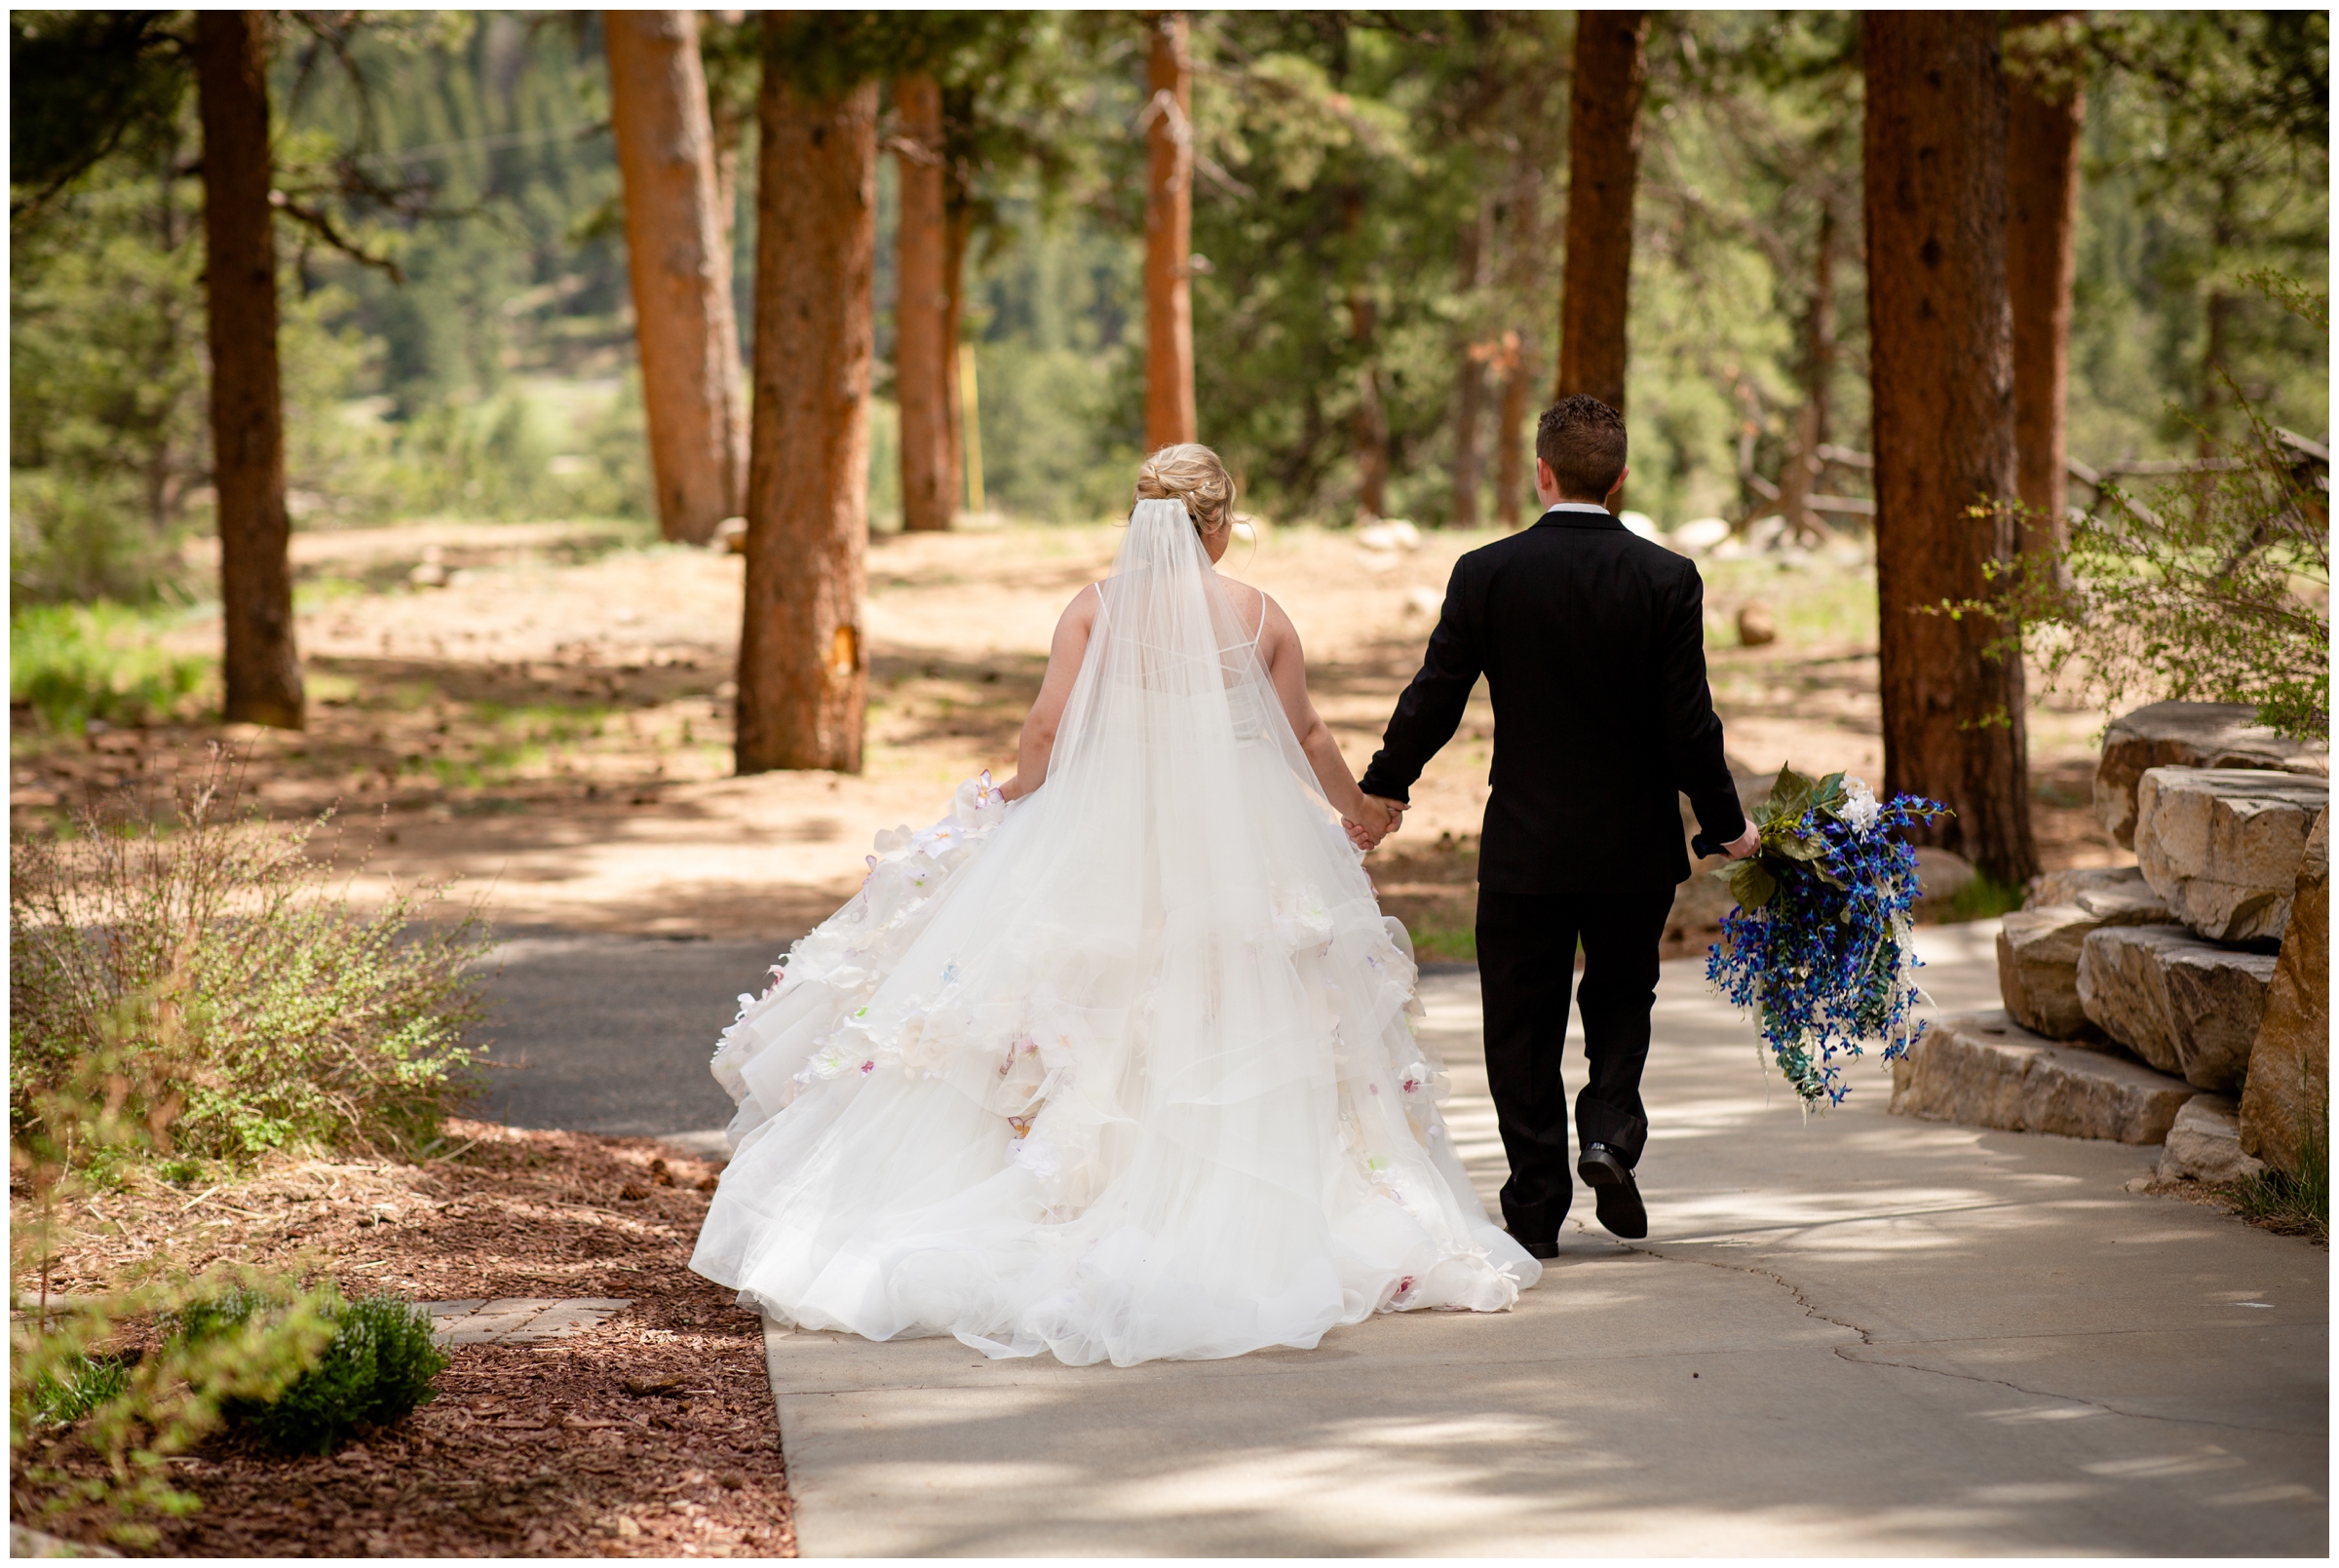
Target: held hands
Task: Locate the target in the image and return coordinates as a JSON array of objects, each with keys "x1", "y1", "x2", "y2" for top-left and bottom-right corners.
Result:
[{"x1": 1341, "y1": 794, "x2": 1408, "y2": 853}]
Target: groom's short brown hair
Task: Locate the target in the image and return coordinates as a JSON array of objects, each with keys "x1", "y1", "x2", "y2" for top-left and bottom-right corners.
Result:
[{"x1": 1536, "y1": 396, "x2": 1628, "y2": 499}]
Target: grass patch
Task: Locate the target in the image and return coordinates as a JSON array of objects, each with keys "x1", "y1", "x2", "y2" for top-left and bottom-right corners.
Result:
[
  {"x1": 471, "y1": 701, "x2": 612, "y2": 744},
  {"x1": 22, "y1": 1350, "x2": 131, "y2": 1428},
  {"x1": 291, "y1": 576, "x2": 370, "y2": 610},
  {"x1": 2225, "y1": 1120, "x2": 2328, "y2": 1243},
  {"x1": 1404, "y1": 918, "x2": 1477, "y2": 964},
  {"x1": 1937, "y1": 871, "x2": 2028, "y2": 924},
  {"x1": 10, "y1": 602, "x2": 212, "y2": 734}
]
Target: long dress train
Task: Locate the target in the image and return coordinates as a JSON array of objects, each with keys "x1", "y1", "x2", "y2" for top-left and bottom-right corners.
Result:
[{"x1": 689, "y1": 499, "x2": 1539, "y2": 1366}]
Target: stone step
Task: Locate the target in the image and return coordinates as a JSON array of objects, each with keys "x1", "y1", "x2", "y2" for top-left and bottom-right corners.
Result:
[
  {"x1": 1889, "y1": 1010, "x2": 2197, "y2": 1144},
  {"x1": 2077, "y1": 924, "x2": 2277, "y2": 1093},
  {"x1": 1997, "y1": 868, "x2": 2176, "y2": 1040},
  {"x1": 2134, "y1": 766, "x2": 2328, "y2": 942},
  {"x1": 421, "y1": 1297, "x2": 631, "y2": 1347},
  {"x1": 2093, "y1": 700, "x2": 2326, "y2": 849}
]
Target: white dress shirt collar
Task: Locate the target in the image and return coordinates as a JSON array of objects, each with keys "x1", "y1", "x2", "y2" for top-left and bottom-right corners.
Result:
[{"x1": 1540, "y1": 502, "x2": 1615, "y2": 516}]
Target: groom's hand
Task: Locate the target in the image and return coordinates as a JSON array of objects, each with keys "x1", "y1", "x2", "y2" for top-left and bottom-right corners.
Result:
[
  {"x1": 1722, "y1": 822, "x2": 1761, "y2": 860},
  {"x1": 1363, "y1": 795, "x2": 1406, "y2": 840}
]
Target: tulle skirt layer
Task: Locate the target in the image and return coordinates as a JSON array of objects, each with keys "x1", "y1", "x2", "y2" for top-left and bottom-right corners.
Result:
[{"x1": 690, "y1": 749, "x2": 1537, "y2": 1368}]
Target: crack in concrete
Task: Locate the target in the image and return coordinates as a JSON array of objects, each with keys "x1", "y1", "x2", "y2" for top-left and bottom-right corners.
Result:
[
  {"x1": 1629, "y1": 1240, "x2": 2322, "y2": 1437},
  {"x1": 1834, "y1": 1348, "x2": 2324, "y2": 1437},
  {"x1": 1624, "y1": 1240, "x2": 1877, "y2": 1345}
]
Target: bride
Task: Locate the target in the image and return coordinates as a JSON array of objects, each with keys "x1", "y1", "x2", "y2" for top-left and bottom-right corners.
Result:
[{"x1": 691, "y1": 444, "x2": 1540, "y2": 1366}]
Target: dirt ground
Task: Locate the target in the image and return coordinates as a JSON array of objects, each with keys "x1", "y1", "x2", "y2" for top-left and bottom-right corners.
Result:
[
  {"x1": 10, "y1": 518, "x2": 2125, "y2": 954},
  {"x1": 10, "y1": 1122, "x2": 793, "y2": 1557}
]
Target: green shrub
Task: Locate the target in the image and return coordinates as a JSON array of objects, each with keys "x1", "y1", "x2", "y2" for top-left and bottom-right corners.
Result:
[
  {"x1": 12, "y1": 1044, "x2": 333, "y2": 1546},
  {"x1": 179, "y1": 1288, "x2": 448, "y2": 1455},
  {"x1": 8, "y1": 473, "x2": 194, "y2": 607},
  {"x1": 9, "y1": 753, "x2": 492, "y2": 1165},
  {"x1": 1966, "y1": 273, "x2": 2329, "y2": 743},
  {"x1": 10, "y1": 602, "x2": 212, "y2": 735}
]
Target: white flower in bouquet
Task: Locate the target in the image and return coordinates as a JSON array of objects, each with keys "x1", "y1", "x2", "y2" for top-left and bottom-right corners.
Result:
[{"x1": 1840, "y1": 778, "x2": 1882, "y2": 834}]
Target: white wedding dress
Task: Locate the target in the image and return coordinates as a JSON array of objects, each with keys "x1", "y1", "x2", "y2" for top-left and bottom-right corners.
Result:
[{"x1": 690, "y1": 500, "x2": 1539, "y2": 1366}]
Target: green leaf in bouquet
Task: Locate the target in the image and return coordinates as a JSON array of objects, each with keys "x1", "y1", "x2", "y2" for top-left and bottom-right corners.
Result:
[
  {"x1": 1764, "y1": 764, "x2": 1817, "y2": 822},
  {"x1": 1811, "y1": 771, "x2": 1848, "y2": 819},
  {"x1": 1729, "y1": 860, "x2": 1778, "y2": 910},
  {"x1": 1771, "y1": 833, "x2": 1824, "y2": 862}
]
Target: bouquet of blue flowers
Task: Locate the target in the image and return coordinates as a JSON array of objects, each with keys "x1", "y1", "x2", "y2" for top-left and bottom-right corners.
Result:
[{"x1": 1704, "y1": 766, "x2": 1948, "y2": 1108}]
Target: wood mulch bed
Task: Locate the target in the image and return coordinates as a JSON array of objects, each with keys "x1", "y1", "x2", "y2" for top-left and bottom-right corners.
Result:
[{"x1": 12, "y1": 1120, "x2": 795, "y2": 1557}]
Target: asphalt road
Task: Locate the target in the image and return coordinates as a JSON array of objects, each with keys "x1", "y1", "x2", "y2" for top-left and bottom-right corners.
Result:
[{"x1": 467, "y1": 929, "x2": 783, "y2": 1138}]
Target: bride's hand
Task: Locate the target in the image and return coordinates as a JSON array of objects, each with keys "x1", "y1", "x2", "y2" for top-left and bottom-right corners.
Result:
[{"x1": 997, "y1": 774, "x2": 1029, "y2": 803}]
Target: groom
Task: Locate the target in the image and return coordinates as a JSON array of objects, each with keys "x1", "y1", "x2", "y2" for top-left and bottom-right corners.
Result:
[{"x1": 1356, "y1": 396, "x2": 1757, "y2": 1252}]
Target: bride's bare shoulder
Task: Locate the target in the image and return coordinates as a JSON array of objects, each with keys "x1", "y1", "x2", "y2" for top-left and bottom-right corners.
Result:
[
  {"x1": 1216, "y1": 575, "x2": 1269, "y2": 621},
  {"x1": 1055, "y1": 581, "x2": 1106, "y2": 631}
]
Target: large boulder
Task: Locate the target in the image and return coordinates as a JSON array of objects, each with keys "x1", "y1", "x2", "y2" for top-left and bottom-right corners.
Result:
[
  {"x1": 2133, "y1": 767, "x2": 2328, "y2": 942},
  {"x1": 2093, "y1": 701, "x2": 2326, "y2": 849},
  {"x1": 2076, "y1": 925, "x2": 2278, "y2": 1092},
  {"x1": 1889, "y1": 1011, "x2": 2196, "y2": 1144},
  {"x1": 2239, "y1": 807, "x2": 2330, "y2": 1176},
  {"x1": 2157, "y1": 1094, "x2": 2269, "y2": 1184},
  {"x1": 1996, "y1": 872, "x2": 2176, "y2": 1039}
]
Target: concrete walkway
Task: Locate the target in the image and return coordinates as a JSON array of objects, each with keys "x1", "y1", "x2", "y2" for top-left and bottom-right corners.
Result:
[{"x1": 759, "y1": 922, "x2": 2328, "y2": 1556}]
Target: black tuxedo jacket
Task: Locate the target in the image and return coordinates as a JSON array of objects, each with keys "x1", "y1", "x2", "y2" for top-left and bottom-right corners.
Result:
[{"x1": 1359, "y1": 505, "x2": 1745, "y2": 894}]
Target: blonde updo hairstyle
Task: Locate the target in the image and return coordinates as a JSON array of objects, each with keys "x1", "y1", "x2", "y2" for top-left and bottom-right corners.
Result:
[{"x1": 1134, "y1": 443, "x2": 1236, "y2": 537}]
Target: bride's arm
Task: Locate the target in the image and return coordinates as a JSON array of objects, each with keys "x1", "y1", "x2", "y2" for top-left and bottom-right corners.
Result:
[
  {"x1": 1258, "y1": 595, "x2": 1374, "y2": 825},
  {"x1": 997, "y1": 586, "x2": 1101, "y2": 802}
]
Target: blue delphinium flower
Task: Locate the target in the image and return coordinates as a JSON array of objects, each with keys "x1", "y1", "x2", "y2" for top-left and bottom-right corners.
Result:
[{"x1": 1705, "y1": 767, "x2": 1947, "y2": 1108}]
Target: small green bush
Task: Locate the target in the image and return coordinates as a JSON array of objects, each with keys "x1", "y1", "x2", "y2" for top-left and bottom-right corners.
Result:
[
  {"x1": 10, "y1": 602, "x2": 212, "y2": 735},
  {"x1": 10, "y1": 754, "x2": 492, "y2": 1166},
  {"x1": 179, "y1": 1288, "x2": 448, "y2": 1455},
  {"x1": 12, "y1": 1022, "x2": 333, "y2": 1544}
]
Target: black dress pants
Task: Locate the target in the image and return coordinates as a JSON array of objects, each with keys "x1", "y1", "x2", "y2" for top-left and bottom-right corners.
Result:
[{"x1": 1476, "y1": 879, "x2": 1676, "y2": 1244}]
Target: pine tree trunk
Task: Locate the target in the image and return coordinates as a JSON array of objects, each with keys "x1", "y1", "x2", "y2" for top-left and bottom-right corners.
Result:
[
  {"x1": 1554, "y1": 10, "x2": 1647, "y2": 411},
  {"x1": 2006, "y1": 18, "x2": 2083, "y2": 556},
  {"x1": 894, "y1": 73, "x2": 951, "y2": 533},
  {"x1": 1494, "y1": 333, "x2": 1529, "y2": 528},
  {"x1": 1492, "y1": 144, "x2": 1542, "y2": 530},
  {"x1": 195, "y1": 11, "x2": 302, "y2": 730},
  {"x1": 1351, "y1": 290, "x2": 1388, "y2": 520},
  {"x1": 1451, "y1": 206, "x2": 1489, "y2": 528},
  {"x1": 607, "y1": 10, "x2": 745, "y2": 543},
  {"x1": 1143, "y1": 11, "x2": 1197, "y2": 451},
  {"x1": 1863, "y1": 12, "x2": 2038, "y2": 885},
  {"x1": 736, "y1": 38, "x2": 875, "y2": 775},
  {"x1": 1777, "y1": 203, "x2": 1838, "y2": 542},
  {"x1": 940, "y1": 85, "x2": 975, "y2": 512},
  {"x1": 2196, "y1": 174, "x2": 2239, "y2": 469}
]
